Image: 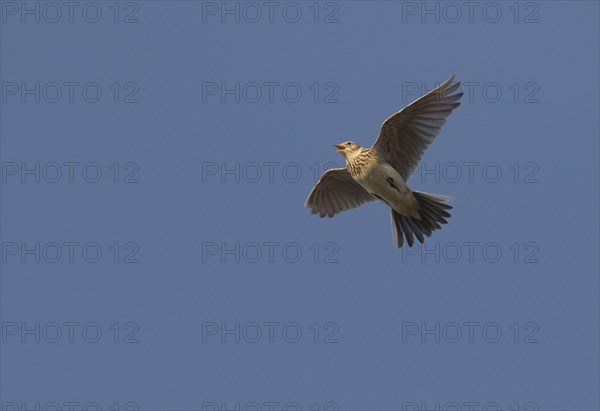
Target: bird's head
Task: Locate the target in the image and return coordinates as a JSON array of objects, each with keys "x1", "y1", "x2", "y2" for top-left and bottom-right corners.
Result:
[{"x1": 333, "y1": 141, "x2": 363, "y2": 161}]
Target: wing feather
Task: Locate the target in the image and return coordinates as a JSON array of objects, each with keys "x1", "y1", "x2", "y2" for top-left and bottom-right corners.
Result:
[
  {"x1": 371, "y1": 75, "x2": 463, "y2": 179},
  {"x1": 305, "y1": 168, "x2": 375, "y2": 218}
]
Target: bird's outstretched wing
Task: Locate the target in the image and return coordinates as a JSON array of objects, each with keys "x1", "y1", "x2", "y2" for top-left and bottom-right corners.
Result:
[
  {"x1": 371, "y1": 75, "x2": 463, "y2": 180},
  {"x1": 305, "y1": 168, "x2": 375, "y2": 217}
]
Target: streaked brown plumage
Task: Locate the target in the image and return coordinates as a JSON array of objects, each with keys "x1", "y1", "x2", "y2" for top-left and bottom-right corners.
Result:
[{"x1": 305, "y1": 75, "x2": 463, "y2": 247}]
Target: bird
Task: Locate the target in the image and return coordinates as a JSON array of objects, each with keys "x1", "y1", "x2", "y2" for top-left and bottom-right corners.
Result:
[{"x1": 305, "y1": 75, "x2": 463, "y2": 248}]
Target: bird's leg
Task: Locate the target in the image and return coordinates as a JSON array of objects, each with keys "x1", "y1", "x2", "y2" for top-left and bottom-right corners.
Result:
[{"x1": 386, "y1": 176, "x2": 401, "y2": 192}]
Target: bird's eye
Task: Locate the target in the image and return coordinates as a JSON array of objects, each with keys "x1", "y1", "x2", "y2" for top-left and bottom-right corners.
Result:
[{"x1": 346, "y1": 142, "x2": 351, "y2": 146}]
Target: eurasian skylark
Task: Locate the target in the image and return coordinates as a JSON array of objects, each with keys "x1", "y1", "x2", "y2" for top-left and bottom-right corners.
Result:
[{"x1": 305, "y1": 75, "x2": 463, "y2": 248}]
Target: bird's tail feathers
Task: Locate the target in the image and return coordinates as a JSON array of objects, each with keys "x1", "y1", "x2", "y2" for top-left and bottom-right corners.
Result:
[{"x1": 390, "y1": 191, "x2": 453, "y2": 248}]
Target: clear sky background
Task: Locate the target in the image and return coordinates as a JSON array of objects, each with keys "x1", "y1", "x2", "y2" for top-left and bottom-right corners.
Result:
[{"x1": 1, "y1": 1, "x2": 599, "y2": 410}]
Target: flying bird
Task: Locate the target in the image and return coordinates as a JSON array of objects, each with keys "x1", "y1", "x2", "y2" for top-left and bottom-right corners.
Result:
[{"x1": 305, "y1": 75, "x2": 463, "y2": 248}]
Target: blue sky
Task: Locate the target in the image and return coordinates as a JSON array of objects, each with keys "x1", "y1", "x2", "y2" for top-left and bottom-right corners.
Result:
[{"x1": 1, "y1": 1, "x2": 599, "y2": 409}]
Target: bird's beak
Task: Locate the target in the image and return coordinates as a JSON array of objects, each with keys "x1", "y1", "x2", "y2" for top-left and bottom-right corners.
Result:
[{"x1": 333, "y1": 144, "x2": 345, "y2": 152}]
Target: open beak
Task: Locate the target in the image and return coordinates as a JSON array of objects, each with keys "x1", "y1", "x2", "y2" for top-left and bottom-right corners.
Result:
[{"x1": 333, "y1": 144, "x2": 345, "y2": 152}]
